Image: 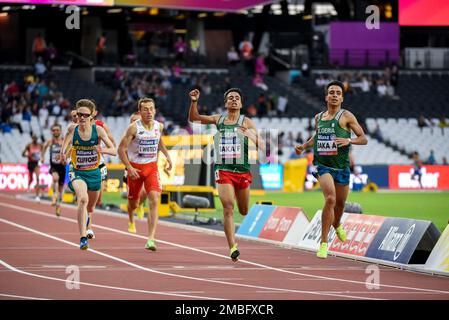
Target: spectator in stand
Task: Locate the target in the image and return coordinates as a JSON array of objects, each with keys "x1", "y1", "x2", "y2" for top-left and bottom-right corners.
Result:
[
  {"x1": 255, "y1": 54, "x2": 268, "y2": 75},
  {"x1": 418, "y1": 114, "x2": 428, "y2": 129},
  {"x1": 114, "y1": 65, "x2": 124, "y2": 81},
  {"x1": 96, "y1": 32, "x2": 107, "y2": 65},
  {"x1": 257, "y1": 93, "x2": 267, "y2": 116},
  {"x1": 35, "y1": 57, "x2": 47, "y2": 76},
  {"x1": 443, "y1": 157, "x2": 448, "y2": 165},
  {"x1": 377, "y1": 80, "x2": 387, "y2": 97},
  {"x1": 426, "y1": 150, "x2": 436, "y2": 165},
  {"x1": 390, "y1": 64, "x2": 399, "y2": 88},
  {"x1": 189, "y1": 37, "x2": 200, "y2": 65},
  {"x1": 252, "y1": 73, "x2": 268, "y2": 91},
  {"x1": 438, "y1": 116, "x2": 448, "y2": 129},
  {"x1": 277, "y1": 95, "x2": 288, "y2": 115},
  {"x1": 32, "y1": 33, "x2": 47, "y2": 62},
  {"x1": 46, "y1": 43, "x2": 58, "y2": 65},
  {"x1": 227, "y1": 47, "x2": 240, "y2": 66},
  {"x1": 238, "y1": 38, "x2": 253, "y2": 60},
  {"x1": 246, "y1": 104, "x2": 257, "y2": 117},
  {"x1": 174, "y1": 36, "x2": 187, "y2": 63}
]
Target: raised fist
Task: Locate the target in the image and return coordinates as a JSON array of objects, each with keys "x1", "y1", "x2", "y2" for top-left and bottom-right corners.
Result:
[{"x1": 189, "y1": 89, "x2": 200, "y2": 102}]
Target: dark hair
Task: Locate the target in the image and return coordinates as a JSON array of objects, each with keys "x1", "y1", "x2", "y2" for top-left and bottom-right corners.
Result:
[
  {"x1": 325, "y1": 80, "x2": 345, "y2": 95},
  {"x1": 224, "y1": 88, "x2": 243, "y2": 103}
]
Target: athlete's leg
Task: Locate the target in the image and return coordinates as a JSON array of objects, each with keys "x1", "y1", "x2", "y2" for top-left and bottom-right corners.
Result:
[
  {"x1": 139, "y1": 188, "x2": 147, "y2": 207},
  {"x1": 34, "y1": 165, "x2": 41, "y2": 198},
  {"x1": 52, "y1": 171, "x2": 60, "y2": 204},
  {"x1": 146, "y1": 191, "x2": 160, "y2": 240},
  {"x1": 71, "y1": 179, "x2": 89, "y2": 237},
  {"x1": 96, "y1": 180, "x2": 106, "y2": 207},
  {"x1": 317, "y1": 173, "x2": 336, "y2": 244},
  {"x1": 128, "y1": 199, "x2": 139, "y2": 222},
  {"x1": 234, "y1": 187, "x2": 250, "y2": 216},
  {"x1": 86, "y1": 190, "x2": 100, "y2": 230},
  {"x1": 218, "y1": 183, "x2": 237, "y2": 249},
  {"x1": 333, "y1": 182, "x2": 349, "y2": 229}
]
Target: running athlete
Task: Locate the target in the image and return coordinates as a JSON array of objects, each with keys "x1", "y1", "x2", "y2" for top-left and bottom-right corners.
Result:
[
  {"x1": 41, "y1": 123, "x2": 66, "y2": 216},
  {"x1": 122, "y1": 111, "x2": 147, "y2": 219},
  {"x1": 295, "y1": 80, "x2": 368, "y2": 259},
  {"x1": 22, "y1": 134, "x2": 43, "y2": 202},
  {"x1": 188, "y1": 88, "x2": 265, "y2": 261},
  {"x1": 91, "y1": 108, "x2": 116, "y2": 207},
  {"x1": 118, "y1": 98, "x2": 172, "y2": 250},
  {"x1": 61, "y1": 99, "x2": 116, "y2": 250}
]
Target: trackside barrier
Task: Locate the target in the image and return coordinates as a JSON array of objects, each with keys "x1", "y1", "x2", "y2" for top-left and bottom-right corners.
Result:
[
  {"x1": 238, "y1": 206, "x2": 445, "y2": 276},
  {"x1": 236, "y1": 205, "x2": 309, "y2": 246},
  {"x1": 423, "y1": 224, "x2": 449, "y2": 275}
]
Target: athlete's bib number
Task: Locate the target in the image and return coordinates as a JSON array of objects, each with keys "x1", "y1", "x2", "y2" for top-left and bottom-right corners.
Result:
[
  {"x1": 317, "y1": 134, "x2": 338, "y2": 156},
  {"x1": 68, "y1": 170, "x2": 75, "y2": 182},
  {"x1": 215, "y1": 170, "x2": 220, "y2": 181},
  {"x1": 75, "y1": 149, "x2": 99, "y2": 169},
  {"x1": 219, "y1": 134, "x2": 241, "y2": 159},
  {"x1": 100, "y1": 165, "x2": 107, "y2": 179},
  {"x1": 31, "y1": 152, "x2": 41, "y2": 161},
  {"x1": 138, "y1": 139, "x2": 158, "y2": 158}
]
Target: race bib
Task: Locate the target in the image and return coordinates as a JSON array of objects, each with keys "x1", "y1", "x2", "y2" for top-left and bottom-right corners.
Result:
[
  {"x1": 219, "y1": 133, "x2": 241, "y2": 159},
  {"x1": 138, "y1": 138, "x2": 158, "y2": 158},
  {"x1": 31, "y1": 152, "x2": 41, "y2": 161},
  {"x1": 100, "y1": 165, "x2": 108, "y2": 179},
  {"x1": 215, "y1": 170, "x2": 220, "y2": 181},
  {"x1": 68, "y1": 169, "x2": 75, "y2": 182},
  {"x1": 51, "y1": 145, "x2": 61, "y2": 164},
  {"x1": 317, "y1": 134, "x2": 338, "y2": 156},
  {"x1": 74, "y1": 149, "x2": 99, "y2": 170}
]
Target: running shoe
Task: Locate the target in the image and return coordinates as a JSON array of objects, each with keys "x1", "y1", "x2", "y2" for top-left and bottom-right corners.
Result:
[
  {"x1": 230, "y1": 244, "x2": 240, "y2": 262},
  {"x1": 316, "y1": 242, "x2": 328, "y2": 259},
  {"x1": 51, "y1": 196, "x2": 57, "y2": 206},
  {"x1": 86, "y1": 229, "x2": 95, "y2": 239},
  {"x1": 128, "y1": 221, "x2": 136, "y2": 233},
  {"x1": 136, "y1": 203, "x2": 145, "y2": 219},
  {"x1": 145, "y1": 239, "x2": 157, "y2": 251},
  {"x1": 80, "y1": 237, "x2": 89, "y2": 250},
  {"x1": 35, "y1": 196, "x2": 40, "y2": 203},
  {"x1": 55, "y1": 204, "x2": 61, "y2": 217},
  {"x1": 335, "y1": 225, "x2": 347, "y2": 242}
]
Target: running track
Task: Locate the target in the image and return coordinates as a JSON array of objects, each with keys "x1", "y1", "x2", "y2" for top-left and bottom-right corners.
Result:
[{"x1": 1, "y1": 192, "x2": 449, "y2": 300}]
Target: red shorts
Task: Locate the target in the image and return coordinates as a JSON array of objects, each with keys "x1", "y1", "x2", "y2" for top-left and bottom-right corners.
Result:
[
  {"x1": 127, "y1": 162, "x2": 161, "y2": 200},
  {"x1": 215, "y1": 170, "x2": 252, "y2": 190}
]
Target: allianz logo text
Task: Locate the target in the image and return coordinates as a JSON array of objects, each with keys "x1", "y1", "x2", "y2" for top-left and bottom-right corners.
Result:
[{"x1": 378, "y1": 224, "x2": 415, "y2": 261}]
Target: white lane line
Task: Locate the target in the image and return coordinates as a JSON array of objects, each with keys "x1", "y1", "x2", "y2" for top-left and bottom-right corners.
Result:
[
  {"x1": 0, "y1": 258, "x2": 220, "y2": 300},
  {"x1": 0, "y1": 293, "x2": 50, "y2": 300},
  {"x1": 5, "y1": 199, "x2": 449, "y2": 296},
  {"x1": 0, "y1": 217, "x2": 379, "y2": 300}
]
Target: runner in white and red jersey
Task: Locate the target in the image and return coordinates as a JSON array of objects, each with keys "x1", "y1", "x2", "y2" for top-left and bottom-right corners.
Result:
[{"x1": 118, "y1": 98, "x2": 172, "y2": 250}]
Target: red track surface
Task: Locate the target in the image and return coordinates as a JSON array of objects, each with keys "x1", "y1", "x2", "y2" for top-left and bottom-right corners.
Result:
[{"x1": 1, "y1": 192, "x2": 449, "y2": 300}]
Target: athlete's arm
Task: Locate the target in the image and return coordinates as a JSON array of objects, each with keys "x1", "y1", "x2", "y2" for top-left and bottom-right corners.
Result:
[
  {"x1": 97, "y1": 126, "x2": 117, "y2": 156},
  {"x1": 60, "y1": 123, "x2": 76, "y2": 163},
  {"x1": 188, "y1": 89, "x2": 220, "y2": 125},
  {"x1": 22, "y1": 144, "x2": 29, "y2": 158},
  {"x1": 101, "y1": 122, "x2": 116, "y2": 147},
  {"x1": 158, "y1": 123, "x2": 172, "y2": 171},
  {"x1": 41, "y1": 139, "x2": 51, "y2": 163},
  {"x1": 336, "y1": 111, "x2": 368, "y2": 147},
  {"x1": 239, "y1": 118, "x2": 266, "y2": 153},
  {"x1": 118, "y1": 123, "x2": 140, "y2": 180},
  {"x1": 295, "y1": 115, "x2": 318, "y2": 154}
]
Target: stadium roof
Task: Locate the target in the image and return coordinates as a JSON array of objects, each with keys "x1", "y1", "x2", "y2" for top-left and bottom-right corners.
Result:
[{"x1": 115, "y1": 0, "x2": 276, "y2": 12}]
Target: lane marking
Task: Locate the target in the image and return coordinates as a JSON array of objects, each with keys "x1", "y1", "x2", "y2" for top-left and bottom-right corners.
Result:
[
  {"x1": 0, "y1": 259, "x2": 221, "y2": 300},
  {"x1": 3, "y1": 198, "x2": 449, "y2": 296},
  {"x1": 0, "y1": 293, "x2": 50, "y2": 300},
  {"x1": 0, "y1": 217, "x2": 380, "y2": 300}
]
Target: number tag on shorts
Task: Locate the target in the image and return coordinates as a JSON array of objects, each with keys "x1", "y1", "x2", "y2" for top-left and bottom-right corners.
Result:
[
  {"x1": 100, "y1": 165, "x2": 107, "y2": 179},
  {"x1": 215, "y1": 170, "x2": 220, "y2": 181},
  {"x1": 68, "y1": 170, "x2": 75, "y2": 182}
]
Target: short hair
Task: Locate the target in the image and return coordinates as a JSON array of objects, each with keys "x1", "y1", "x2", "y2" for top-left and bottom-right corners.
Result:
[
  {"x1": 76, "y1": 99, "x2": 96, "y2": 113},
  {"x1": 325, "y1": 80, "x2": 345, "y2": 95},
  {"x1": 224, "y1": 88, "x2": 243, "y2": 103},
  {"x1": 137, "y1": 98, "x2": 155, "y2": 110},
  {"x1": 51, "y1": 123, "x2": 62, "y2": 129}
]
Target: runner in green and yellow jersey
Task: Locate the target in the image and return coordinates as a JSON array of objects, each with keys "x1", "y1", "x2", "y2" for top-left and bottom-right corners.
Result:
[
  {"x1": 61, "y1": 99, "x2": 116, "y2": 250},
  {"x1": 295, "y1": 80, "x2": 367, "y2": 259},
  {"x1": 188, "y1": 88, "x2": 266, "y2": 261}
]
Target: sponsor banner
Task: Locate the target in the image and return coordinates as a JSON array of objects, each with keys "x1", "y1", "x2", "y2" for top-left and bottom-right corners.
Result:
[
  {"x1": 0, "y1": 164, "x2": 53, "y2": 191},
  {"x1": 362, "y1": 165, "x2": 389, "y2": 188},
  {"x1": 236, "y1": 205, "x2": 276, "y2": 238},
  {"x1": 389, "y1": 165, "x2": 449, "y2": 190},
  {"x1": 329, "y1": 214, "x2": 385, "y2": 257},
  {"x1": 425, "y1": 224, "x2": 449, "y2": 272},
  {"x1": 365, "y1": 218, "x2": 437, "y2": 264},
  {"x1": 258, "y1": 207, "x2": 306, "y2": 242},
  {"x1": 283, "y1": 209, "x2": 310, "y2": 246},
  {"x1": 299, "y1": 210, "x2": 349, "y2": 251},
  {"x1": 259, "y1": 164, "x2": 283, "y2": 190}
]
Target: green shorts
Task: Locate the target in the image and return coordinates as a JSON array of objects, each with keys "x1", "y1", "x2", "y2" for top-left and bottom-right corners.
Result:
[{"x1": 68, "y1": 167, "x2": 101, "y2": 192}]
